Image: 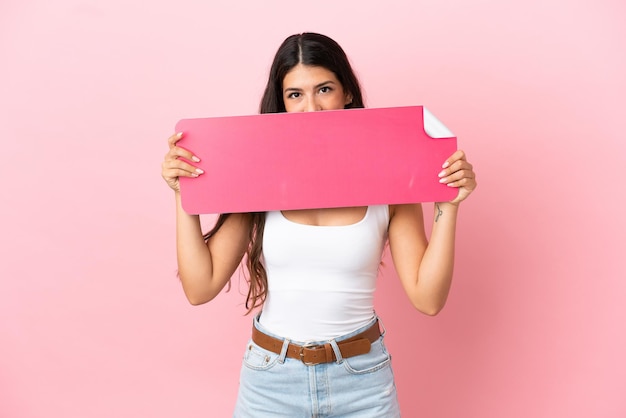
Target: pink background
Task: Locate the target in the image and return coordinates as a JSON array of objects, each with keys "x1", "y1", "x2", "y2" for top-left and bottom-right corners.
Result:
[{"x1": 1, "y1": 1, "x2": 625, "y2": 417}]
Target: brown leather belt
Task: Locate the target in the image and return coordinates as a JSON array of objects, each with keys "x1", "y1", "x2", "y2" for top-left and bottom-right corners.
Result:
[{"x1": 251, "y1": 320, "x2": 381, "y2": 366}]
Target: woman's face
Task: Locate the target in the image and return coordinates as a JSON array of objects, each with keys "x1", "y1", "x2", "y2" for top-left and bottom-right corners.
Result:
[{"x1": 282, "y1": 64, "x2": 352, "y2": 113}]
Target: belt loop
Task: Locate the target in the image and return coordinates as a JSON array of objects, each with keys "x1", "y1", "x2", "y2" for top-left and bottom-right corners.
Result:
[
  {"x1": 376, "y1": 313, "x2": 387, "y2": 337},
  {"x1": 328, "y1": 339, "x2": 344, "y2": 364},
  {"x1": 278, "y1": 338, "x2": 290, "y2": 364}
]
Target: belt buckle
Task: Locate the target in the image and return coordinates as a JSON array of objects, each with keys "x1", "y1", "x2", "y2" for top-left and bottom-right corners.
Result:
[{"x1": 299, "y1": 342, "x2": 321, "y2": 366}]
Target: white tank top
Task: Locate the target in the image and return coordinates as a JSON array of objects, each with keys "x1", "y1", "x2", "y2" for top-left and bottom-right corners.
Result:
[{"x1": 258, "y1": 205, "x2": 389, "y2": 341}]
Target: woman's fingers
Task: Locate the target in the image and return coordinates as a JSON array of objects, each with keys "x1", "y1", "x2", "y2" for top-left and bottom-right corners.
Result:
[
  {"x1": 162, "y1": 158, "x2": 204, "y2": 177},
  {"x1": 162, "y1": 132, "x2": 203, "y2": 192},
  {"x1": 165, "y1": 145, "x2": 200, "y2": 163},
  {"x1": 441, "y1": 149, "x2": 466, "y2": 169},
  {"x1": 439, "y1": 169, "x2": 474, "y2": 187},
  {"x1": 438, "y1": 149, "x2": 477, "y2": 204},
  {"x1": 166, "y1": 133, "x2": 200, "y2": 162},
  {"x1": 168, "y1": 132, "x2": 183, "y2": 148},
  {"x1": 438, "y1": 160, "x2": 473, "y2": 181}
]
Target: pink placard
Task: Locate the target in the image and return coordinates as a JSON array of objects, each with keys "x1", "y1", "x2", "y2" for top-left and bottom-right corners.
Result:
[{"x1": 176, "y1": 106, "x2": 457, "y2": 214}]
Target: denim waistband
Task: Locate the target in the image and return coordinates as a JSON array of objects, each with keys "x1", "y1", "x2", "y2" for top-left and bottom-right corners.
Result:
[{"x1": 253, "y1": 312, "x2": 384, "y2": 346}]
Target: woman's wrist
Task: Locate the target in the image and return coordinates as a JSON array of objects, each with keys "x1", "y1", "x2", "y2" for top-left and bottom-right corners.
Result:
[
  {"x1": 174, "y1": 192, "x2": 199, "y2": 218},
  {"x1": 437, "y1": 201, "x2": 460, "y2": 210},
  {"x1": 434, "y1": 201, "x2": 459, "y2": 222}
]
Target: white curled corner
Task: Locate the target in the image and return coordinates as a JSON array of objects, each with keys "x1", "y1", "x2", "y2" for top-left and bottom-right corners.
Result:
[{"x1": 423, "y1": 107, "x2": 454, "y2": 138}]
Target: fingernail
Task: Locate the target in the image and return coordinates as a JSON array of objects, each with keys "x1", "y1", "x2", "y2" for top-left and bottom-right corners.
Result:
[
  {"x1": 196, "y1": 168, "x2": 204, "y2": 174},
  {"x1": 192, "y1": 156, "x2": 200, "y2": 162},
  {"x1": 439, "y1": 177, "x2": 447, "y2": 183},
  {"x1": 177, "y1": 132, "x2": 183, "y2": 138},
  {"x1": 442, "y1": 161, "x2": 449, "y2": 169},
  {"x1": 438, "y1": 170, "x2": 446, "y2": 177}
]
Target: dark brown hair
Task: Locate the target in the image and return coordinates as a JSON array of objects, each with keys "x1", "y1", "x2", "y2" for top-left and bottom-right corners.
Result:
[{"x1": 206, "y1": 33, "x2": 365, "y2": 313}]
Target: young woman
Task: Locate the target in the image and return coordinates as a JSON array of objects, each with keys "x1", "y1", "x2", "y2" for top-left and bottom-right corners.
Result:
[{"x1": 161, "y1": 32, "x2": 476, "y2": 417}]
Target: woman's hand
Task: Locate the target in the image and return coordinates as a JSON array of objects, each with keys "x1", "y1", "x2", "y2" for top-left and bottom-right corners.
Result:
[
  {"x1": 161, "y1": 132, "x2": 204, "y2": 193},
  {"x1": 438, "y1": 149, "x2": 477, "y2": 205}
]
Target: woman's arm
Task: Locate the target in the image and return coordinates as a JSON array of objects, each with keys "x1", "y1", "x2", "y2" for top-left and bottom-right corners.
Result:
[
  {"x1": 388, "y1": 202, "x2": 457, "y2": 315},
  {"x1": 388, "y1": 150, "x2": 476, "y2": 315},
  {"x1": 162, "y1": 132, "x2": 251, "y2": 305},
  {"x1": 174, "y1": 194, "x2": 251, "y2": 305}
]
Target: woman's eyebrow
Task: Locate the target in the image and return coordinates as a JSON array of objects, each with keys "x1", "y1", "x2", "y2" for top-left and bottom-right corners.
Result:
[
  {"x1": 283, "y1": 80, "x2": 336, "y2": 92},
  {"x1": 314, "y1": 80, "x2": 336, "y2": 88}
]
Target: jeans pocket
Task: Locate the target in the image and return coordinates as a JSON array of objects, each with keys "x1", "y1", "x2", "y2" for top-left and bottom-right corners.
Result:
[
  {"x1": 342, "y1": 337, "x2": 391, "y2": 375},
  {"x1": 242, "y1": 340, "x2": 280, "y2": 371}
]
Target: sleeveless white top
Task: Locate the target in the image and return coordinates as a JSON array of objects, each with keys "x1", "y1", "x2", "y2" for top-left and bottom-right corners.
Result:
[{"x1": 258, "y1": 205, "x2": 389, "y2": 341}]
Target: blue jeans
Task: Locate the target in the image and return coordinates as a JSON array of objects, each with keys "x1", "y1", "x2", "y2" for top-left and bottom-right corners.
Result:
[{"x1": 233, "y1": 315, "x2": 401, "y2": 417}]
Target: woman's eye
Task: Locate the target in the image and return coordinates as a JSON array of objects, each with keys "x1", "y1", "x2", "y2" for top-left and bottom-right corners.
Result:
[
  {"x1": 287, "y1": 92, "x2": 300, "y2": 99},
  {"x1": 319, "y1": 86, "x2": 331, "y2": 93}
]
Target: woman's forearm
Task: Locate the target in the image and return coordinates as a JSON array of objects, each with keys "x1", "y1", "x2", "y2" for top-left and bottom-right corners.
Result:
[
  {"x1": 174, "y1": 192, "x2": 215, "y2": 303},
  {"x1": 173, "y1": 193, "x2": 252, "y2": 305},
  {"x1": 414, "y1": 202, "x2": 459, "y2": 314}
]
